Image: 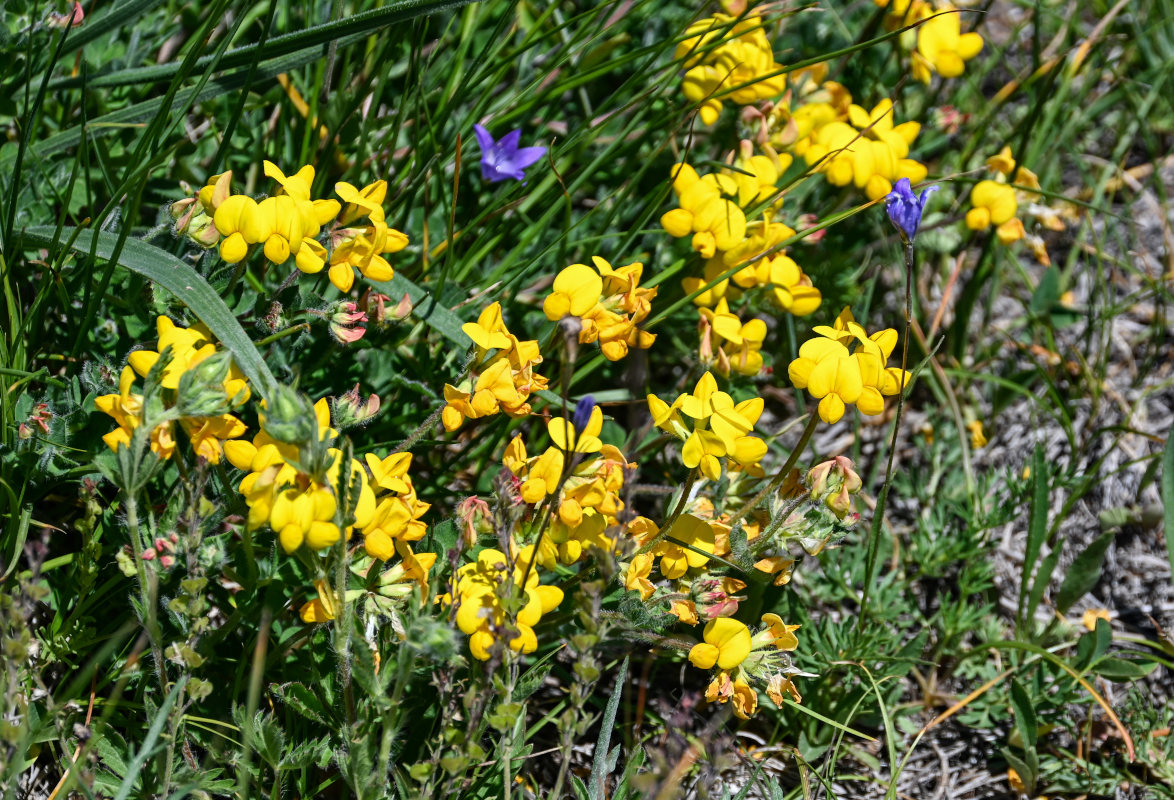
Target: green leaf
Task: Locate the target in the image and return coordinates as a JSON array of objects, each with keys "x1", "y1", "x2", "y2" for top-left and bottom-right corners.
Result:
[
  {"x1": 3, "y1": 0, "x2": 479, "y2": 170},
  {"x1": 425, "y1": 519, "x2": 460, "y2": 557},
  {"x1": 1163, "y1": 429, "x2": 1174, "y2": 584},
  {"x1": 570, "y1": 774, "x2": 591, "y2": 800},
  {"x1": 1090, "y1": 656, "x2": 1159, "y2": 682},
  {"x1": 1029, "y1": 266, "x2": 1061, "y2": 316},
  {"x1": 1055, "y1": 532, "x2": 1114, "y2": 614},
  {"x1": 50, "y1": 0, "x2": 478, "y2": 90},
  {"x1": 18, "y1": 227, "x2": 276, "y2": 399},
  {"x1": 1001, "y1": 747, "x2": 1037, "y2": 797},
  {"x1": 272, "y1": 683, "x2": 331, "y2": 726},
  {"x1": 589, "y1": 657, "x2": 628, "y2": 800},
  {"x1": 1025, "y1": 546, "x2": 1060, "y2": 635},
  {"x1": 1008, "y1": 679, "x2": 1038, "y2": 749},
  {"x1": 1019, "y1": 445, "x2": 1050, "y2": 632}
]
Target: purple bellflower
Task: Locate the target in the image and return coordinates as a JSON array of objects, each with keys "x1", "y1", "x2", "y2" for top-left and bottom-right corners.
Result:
[
  {"x1": 473, "y1": 124, "x2": 547, "y2": 183},
  {"x1": 571, "y1": 395, "x2": 596, "y2": 433},
  {"x1": 885, "y1": 177, "x2": 938, "y2": 243}
]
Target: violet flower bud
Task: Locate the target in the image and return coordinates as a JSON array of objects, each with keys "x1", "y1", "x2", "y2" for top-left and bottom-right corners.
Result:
[{"x1": 885, "y1": 177, "x2": 938, "y2": 243}]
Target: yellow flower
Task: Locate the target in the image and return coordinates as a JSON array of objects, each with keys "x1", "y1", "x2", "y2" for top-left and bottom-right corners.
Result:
[
  {"x1": 847, "y1": 99, "x2": 921, "y2": 159},
  {"x1": 299, "y1": 579, "x2": 339, "y2": 623},
  {"x1": 94, "y1": 366, "x2": 177, "y2": 458},
  {"x1": 327, "y1": 180, "x2": 409, "y2": 292},
  {"x1": 985, "y1": 146, "x2": 1040, "y2": 190},
  {"x1": 648, "y1": 372, "x2": 766, "y2": 480},
  {"x1": 443, "y1": 304, "x2": 548, "y2": 430},
  {"x1": 128, "y1": 317, "x2": 250, "y2": 403},
  {"x1": 789, "y1": 338, "x2": 861, "y2": 424},
  {"x1": 789, "y1": 309, "x2": 909, "y2": 424},
  {"x1": 916, "y1": 7, "x2": 983, "y2": 81},
  {"x1": 688, "y1": 617, "x2": 752, "y2": 670},
  {"x1": 966, "y1": 180, "x2": 1017, "y2": 229},
  {"x1": 543, "y1": 263, "x2": 603, "y2": 319},
  {"x1": 657, "y1": 514, "x2": 716, "y2": 579},
  {"x1": 967, "y1": 420, "x2": 987, "y2": 449},
  {"x1": 756, "y1": 614, "x2": 800, "y2": 651},
  {"x1": 451, "y1": 548, "x2": 564, "y2": 660},
  {"x1": 699, "y1": 299, "x2": 768, "y2": 377},
  {"x1": 661, "y1": 164, "x2": 748, "y2": 258},
  {"x1": 624, "y1": 553, "x2": 657, "y2": 600},
  {"x1": 676, "y1": 15, "x2": 784, "y2": 125}
]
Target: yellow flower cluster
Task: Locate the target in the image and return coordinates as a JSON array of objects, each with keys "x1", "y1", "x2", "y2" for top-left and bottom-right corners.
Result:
[
  {"x1": 95, "y1": 316, "x2": 249, "y2": 462},
  {"x1": 647, "y1": 372, "x2": 767, "y2": 481},
  {"x1": 542, "y1": 256, "x2": 657, "y2": 361},
  {"x1": 795, "y1": 98, "x2": 928, "y2": 201},
  {"x1": 699, "y1": 298, "x2": 767, "y2": 377},
  {"x1": 173, "y1": 161, "x2": 409, "y2": 294},
  {"x1": 623, "y1": 493, "x2": 799, "y2": 610},
  {"x1": 225, "y1": 401, "x2": 432, "y2": 573},
  {"x1": 686, "y1": 616, "x2": 802, "y2": 719},
  {"x1": 874, "y1": 2, "x2": 984, "y2": 84},
  {"x1": 965, "y1": 146, "x2": 1068, "y2": 260},
  {"x1": 503, "y1": 405, "x2": 633, "y2": 567},
  {"x1": 676, "y1": 13, "x2": 784, "y2": 125},
  {"x1": 226, "y1": 399, "x2": 374, "y2": 553},
  {"x1": 974, "y1": 147, "x2": 1076, "y2": 263},
  {"x1": 662, "y1": 157, "x2": 821, "y2": 323},
  {"x1": 361, "y1": 451, "x2": 432, "y2": 562},
  {"x1": 788, "y1": 308, "x2": 911, "y2": 424},
  {"x1": 442, "y1": 303, "x2": 549, "y2": 431},
  {"x1": 449, "y1": 547, "x2": 564, "y2": 660}
]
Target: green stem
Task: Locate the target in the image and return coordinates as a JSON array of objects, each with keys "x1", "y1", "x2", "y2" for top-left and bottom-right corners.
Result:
[
  {"x1": 856, "y1": 242, "x2": 915, "y2": 634},
  {"x1": 729, "y1": 409, "x2": 821, "y2": 526},
  {"x1": 635, "y1": 470, "x2": 698, "y2": 556},
  {"x1": 256, "y1": 321, "x2": 312, "y2": 347}
]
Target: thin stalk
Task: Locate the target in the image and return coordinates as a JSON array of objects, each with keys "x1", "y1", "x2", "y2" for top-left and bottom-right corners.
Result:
[
  {"x1": 729, "y1": 409, "x2": 820, "y2": 526},
  {"x1": 856, "y1": 242, "x2": 915, "y2": 633},
  {"x1": 634, "y1": 470, "x2": 698, "y2": 556}
]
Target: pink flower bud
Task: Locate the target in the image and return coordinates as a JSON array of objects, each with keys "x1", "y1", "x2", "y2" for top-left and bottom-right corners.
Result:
[
  {"x1": 47, "y1": 1, "x2": 84, "y2": 28},
  {"x1": 332, "y1": 384, "x2": 381, "y2": 429},
  {"x1": 141, "y1": 548, "x2": 157, "y2": 561},
  {"x1": 329, "y1": 302, "x2": 369, "y2": 343},
  {"x1": 807, "y1": 461, "x2": 832, "y2": 496},
  {"x1": 360, "y1": 291, "x2": 391, "y2": 324},
  {"x1": 827, "y1": 486, "x2": 852, "y2": 519}
]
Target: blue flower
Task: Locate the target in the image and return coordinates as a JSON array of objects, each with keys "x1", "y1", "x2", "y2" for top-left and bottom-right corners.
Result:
[
  {"x1": 472, "y1": 124, "x2": 547, "y2": 183},
  {"x1": 885, "y1": 178, "x2": 938, "y2": 243},
  {"x1": 571, "y1": 395, "x2": 596, "y2": 433}
]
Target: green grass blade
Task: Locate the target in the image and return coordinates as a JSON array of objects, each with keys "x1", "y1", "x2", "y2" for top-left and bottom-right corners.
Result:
[
  {"x1": 18, "y1": 227, "x2": 277, "y2": 399},
  {"x1": 112, "y1": 676, "x2": 187, "y2": 800},
  {"x1": 49, "y1": 0, "x2": 478, "y2": 91},
  {"x1": 1018, "y1": 444, "x2": 1048, "y2": 633}
]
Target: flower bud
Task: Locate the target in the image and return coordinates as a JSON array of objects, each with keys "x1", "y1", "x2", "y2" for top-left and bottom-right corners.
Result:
[
  {"x1": 261, "y1": 384, "x2": 318, "y2": 446},
  {"x1": 332, "y1": 384, "x2": 381, "y2": 430},
  {"x1": 329, "y1": 301, "x2": 368, "y2": 344},
  {"x1": 390, "y1": 292, "x2": 414, "y2": 321},
  {"x1": 807, "y1": 461, "x2": 832, "y2": 496},
  {"x1": 827, "y1": 486, "x2": 852, "y2": 519},
  {"x1": 47, "y1": 2, "x2": 84, "y2": 28},
  {"x1": 176, "y1": 351, "x2": 236, "y2": 417},
  {"x1": 170, "y1": 197, "x2": 196, "y2": 227},
  {"x1": 571, "y1": 395, "x2": 596, "y2": 433},
  {"x1": 456, "y1": 497, "x2": 492, "y2": 549}
]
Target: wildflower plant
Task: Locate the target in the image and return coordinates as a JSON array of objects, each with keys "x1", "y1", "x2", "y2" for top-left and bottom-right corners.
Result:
[{"x1": 5, "y1": 1, "x2": 1160, "y2": 798}]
